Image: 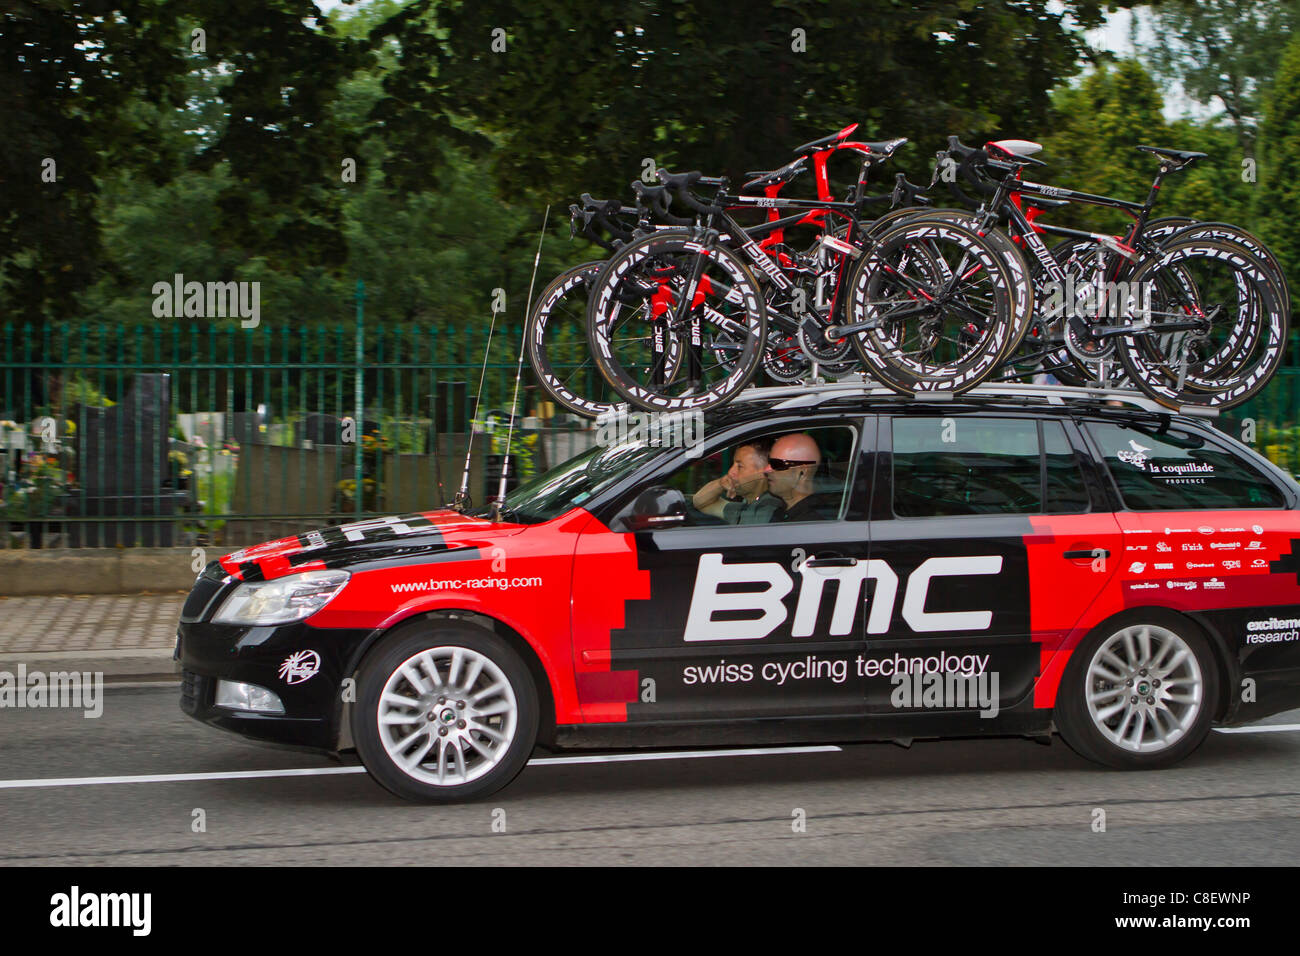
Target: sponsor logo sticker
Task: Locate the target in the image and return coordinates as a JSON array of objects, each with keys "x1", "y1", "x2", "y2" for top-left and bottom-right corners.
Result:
[{"x1": 278, "y1": 650, "x2": 321, "y2": 685}]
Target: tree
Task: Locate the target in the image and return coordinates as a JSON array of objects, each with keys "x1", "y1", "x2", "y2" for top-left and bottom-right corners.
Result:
[
  {"x1": 0, "y1": 1, "x2": 372, "y2": 328},
  {"x1": 1257, "y1": 33, "x2": 1300, "y2": 281},
  {"x1": 1136, "y1": 0, "x2": 1300, "y2": 155},
  {"x1": 372, "y1": 0, "x2": 1114, "y2": 205}
]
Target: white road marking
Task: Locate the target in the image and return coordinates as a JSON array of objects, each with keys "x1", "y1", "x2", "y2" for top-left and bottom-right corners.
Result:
[
  {"x1": 1214, "y1": 723, "x2": 1300, "y2": 735},
  {"x1": 0, "y1": 745, "x2": 842, "y2": 791}
]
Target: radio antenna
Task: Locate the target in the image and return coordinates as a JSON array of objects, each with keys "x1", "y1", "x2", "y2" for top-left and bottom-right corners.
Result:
[
  {"x1": 455, "y1": 270, "x2": 506, "y2": 511},
  {"x1": 492, "y1": 204, "x2": 550, "y2": 521}
]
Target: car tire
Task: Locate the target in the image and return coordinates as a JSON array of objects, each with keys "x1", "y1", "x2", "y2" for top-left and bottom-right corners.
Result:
[
  {"x1": 353, "y1": 621, "x2": 539, "y2": 802},
  {"x1": 1055, "y1": 610, "x2": 1219, "y2": 770}
]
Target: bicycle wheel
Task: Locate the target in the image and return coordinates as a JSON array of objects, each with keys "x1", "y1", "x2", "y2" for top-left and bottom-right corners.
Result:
[
  {"x1": 843, "y1": 217, "x2": 1018, "y2": 395},
  {"x1": 587, "y1": 231, "x2": 767, "y2": 412},
  {"x1": 527, "y1": 261, "x2": 679, "y2": 419},
  {"x1": 1116, "y1": 238, "x2": 1288, "y2": 409}
]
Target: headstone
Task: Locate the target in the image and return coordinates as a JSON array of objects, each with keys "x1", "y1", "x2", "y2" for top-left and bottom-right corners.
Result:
[
  {"x1": 66, "y1": 373, "x2": 187, "y2": 546},
  {"x1": 434, "y1": 381, "x2": 469, "y2": 434},
  {"x1": 229, "y1": 411, "x2": 268, "y2": 445}
]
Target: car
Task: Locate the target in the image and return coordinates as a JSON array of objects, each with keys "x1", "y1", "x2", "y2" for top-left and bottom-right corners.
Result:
[{"x1": 177, "y1": 382, "x2": 1300, "y2": 801}]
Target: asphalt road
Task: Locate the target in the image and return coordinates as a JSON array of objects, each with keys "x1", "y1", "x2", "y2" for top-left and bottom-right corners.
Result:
[{"x1": 0, "y1": 685, "x2": 1297, "y2": 866}]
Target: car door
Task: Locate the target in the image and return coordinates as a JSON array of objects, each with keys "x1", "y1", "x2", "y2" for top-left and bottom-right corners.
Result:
[
  {"x1": 571, "y1": 417, "x2": 874, "y2": 723},
  {"x1": 865, "y1": 411, "x2": 1121, "y2": 716}
]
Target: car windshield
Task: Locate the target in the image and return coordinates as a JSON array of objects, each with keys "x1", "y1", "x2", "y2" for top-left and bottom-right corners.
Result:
[{"x1": 475, "y1": 440, "x2": 665, "y2": 524}]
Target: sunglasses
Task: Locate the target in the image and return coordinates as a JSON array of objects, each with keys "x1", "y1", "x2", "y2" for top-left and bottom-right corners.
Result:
[{"x1": 767, "y1": 457, "x2": 817, "y2": 471}]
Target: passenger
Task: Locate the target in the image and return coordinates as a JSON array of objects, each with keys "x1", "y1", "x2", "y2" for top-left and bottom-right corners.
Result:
[
  {"x1": 691, "y1": 440, "x2": 780, "y2": 525},
  {"x1": 765, "y1": 433, "x2": 827, "y2": 522}
]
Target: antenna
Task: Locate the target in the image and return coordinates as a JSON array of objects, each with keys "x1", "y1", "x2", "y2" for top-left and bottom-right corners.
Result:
[
  {"x1": 455, "y1": 281, "x2": 506, "y2": 511},
  {"x1": 492, "y1": 205, "x2": 551, "y2": 521}
]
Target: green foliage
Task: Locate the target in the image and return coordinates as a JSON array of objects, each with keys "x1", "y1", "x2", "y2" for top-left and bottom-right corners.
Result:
[
  {"x1": 1258, "y1": 34, "x2": 1300, "y2": 282},
  {"x1": 1136, "y1": 0, "x2": 1300, "y2": 152},
  {"x1": 375, "y1": 0, "x2": 1109, "y2": 204}
]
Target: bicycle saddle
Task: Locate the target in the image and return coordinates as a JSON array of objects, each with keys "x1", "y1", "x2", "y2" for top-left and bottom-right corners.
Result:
[
  {"x1": 853, "y1": 137, "x2": 908, "y2": 158},
  {"x1": 988, "y1": 139, "x2": 1042, "y2": 158},
  {"x1": 1135, "y1": 145, "x2": 1207, "y2": 168},
  {"x1": 743, "y1": 156, "x2": 808, "y2": 190},
  {"x1": 986, "y1": 140, "x2": 1047, "y2": 166},
  {"x1": 792, "y1": 122, "x2": 859, "y2": 155}
]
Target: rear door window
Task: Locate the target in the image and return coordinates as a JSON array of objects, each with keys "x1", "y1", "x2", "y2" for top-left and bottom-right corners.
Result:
[
  {"x1": 1086, "y1": 420, "x2": 1286, "y2": 510},
  {"x1": 892, "y1": 416, "x2": 1071, "y2": 517}
]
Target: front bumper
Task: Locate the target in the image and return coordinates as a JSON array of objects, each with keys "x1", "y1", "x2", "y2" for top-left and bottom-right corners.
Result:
[{"x1": 178, "y1": 618, "x2": 372, "y2": 752}]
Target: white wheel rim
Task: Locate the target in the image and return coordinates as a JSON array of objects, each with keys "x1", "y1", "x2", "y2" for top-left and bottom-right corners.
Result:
[
  {"x1": 1084, "y1": 623, "x2": 1203, "y2": 754},
  {"x1": 377, "y1": 646, "x2": 519, "y2": 786}
]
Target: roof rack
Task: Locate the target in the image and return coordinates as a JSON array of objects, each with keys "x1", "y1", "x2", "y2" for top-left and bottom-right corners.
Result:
[{"x1": 737, "y1": 380, "x2": 1220, "y2": 418}]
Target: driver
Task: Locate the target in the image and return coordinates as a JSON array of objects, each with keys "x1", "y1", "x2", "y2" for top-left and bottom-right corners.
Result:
[
  {"x1": 692, "y1": 440, "x2": 780, "y2": 525},
  {"x1": 765, "y1": 432, "x2": 827, "y2": 522}
]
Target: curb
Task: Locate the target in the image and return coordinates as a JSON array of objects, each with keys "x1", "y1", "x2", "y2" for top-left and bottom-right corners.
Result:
[{"x1": 0, "y1": 649, "x2": 180, "y2": 683}]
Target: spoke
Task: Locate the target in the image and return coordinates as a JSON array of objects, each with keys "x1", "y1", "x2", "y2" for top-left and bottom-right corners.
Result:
[
  {"x1": 1114, "y1": 706, "x2": 1136, "y2": 742},
  {"x1": 474, "y1": 700, "x2": 512, "y2": 718},
  {"x1": 1149, "y1": 707, "x2": 1173, "y2": 742},
  {"x1": 447, "y1": 648, "x2": 464, "y2": 689},
  {"x1": 400, "y1": 664, "x2": 429, "y2": 696},
  {"x1": 403, "y1": 733, "x2": 436, "y2": 769},
  {"x1": 1095, "y1": 700, "x2": 1128, "y2": 722},
  {"x1": 469, "y1": 721, "x2": 507, "y2": 743},
  {"x1": 1099, "y1": 647, "x2": 1128, "y2": 671},
  {"x1": 1122, "y1": 629, "x2": 1140, "y2": 667},
  {"x1": 463, "y1": 732, "x2": 494, "y2": 759},
  {"x1": 436, "y1": 737, "x2": 448, "y2": 784},
  {"x1": 472, "y1": 681, "x2": 506, "y2": 705},
  {"x1": 449, "y1": 737, "x2": 467, "y2": 782},
  {"x1": 1148, "y1": 637, "x2": 1176, "y2": 673},
  {"x1": 460, "y1": 656, "x2": 485, "y2": 694},
  {"x1": 1156, "y1": 647, "x2": 1190, "y2": 679},
  {"x1": 380, "y1": 711, "x2": 422, "y2": 726},
  {"x1": 382, "y1": 691, "x2": 422, "y2": 710},
  {"x1": 1129, "y1": 708, "x2": 1148, "y2": 748}
]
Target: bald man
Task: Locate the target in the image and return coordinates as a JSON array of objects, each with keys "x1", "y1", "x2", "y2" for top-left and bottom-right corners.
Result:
[{"x1": 764, "y1": 432, "x2": 828, "y2": 523}]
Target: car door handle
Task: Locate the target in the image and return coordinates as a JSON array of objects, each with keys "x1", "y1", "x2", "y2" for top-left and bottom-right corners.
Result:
[
  {"x1": 1063, "y1": 548, "x2": 1108, "y2": 560},
  {"x1": 806, "y1": 555, "x2": 859, "y2": 568}
]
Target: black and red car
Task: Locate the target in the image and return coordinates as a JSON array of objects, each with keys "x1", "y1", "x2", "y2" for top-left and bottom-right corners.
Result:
[{"x1": 178, "y1": 383, "x2": 1300, "y2": 800}]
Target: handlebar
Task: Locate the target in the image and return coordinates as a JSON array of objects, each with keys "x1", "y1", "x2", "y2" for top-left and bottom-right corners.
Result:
[
  {"x1": 632, "y1": 180, "x2": 692, "y2": 226},
  {"x1": 891, "y1": 173, "x2": 932, "y2": 209},
  {"x1": 657, "y1": 168, "x2": 727, "y2": 217}
]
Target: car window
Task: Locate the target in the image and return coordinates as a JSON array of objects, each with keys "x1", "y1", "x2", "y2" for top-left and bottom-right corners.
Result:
[
  {"x1": 650, "y1": 425, "x2": 858, "y2": 526},
  {"x1": 1087, "y1": 420, "x2": 1286, "y2": 511},
  {"x1": 892, "y1": 416, "x2": 1044, "y2": 517}
]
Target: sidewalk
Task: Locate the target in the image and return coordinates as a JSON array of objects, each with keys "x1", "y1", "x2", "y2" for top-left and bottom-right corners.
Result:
[{"x1": 0, "y1": 593, "x2": 185, "y2": 680}]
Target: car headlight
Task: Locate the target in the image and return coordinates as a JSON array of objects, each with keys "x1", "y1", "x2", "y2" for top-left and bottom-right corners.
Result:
[{"x1": 212, "y1": 570, "x2": 351, "y2": 625}]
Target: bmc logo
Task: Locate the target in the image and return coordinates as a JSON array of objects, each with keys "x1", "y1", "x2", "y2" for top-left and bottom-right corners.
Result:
[{"x1": 684, "y1": 553, "x2": 1003, "y2": 642}]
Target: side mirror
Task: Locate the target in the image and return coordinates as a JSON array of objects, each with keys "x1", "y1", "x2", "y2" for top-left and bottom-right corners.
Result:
[{"x1": 622, "y1": 486, "x2": 688, "y2": 532}]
